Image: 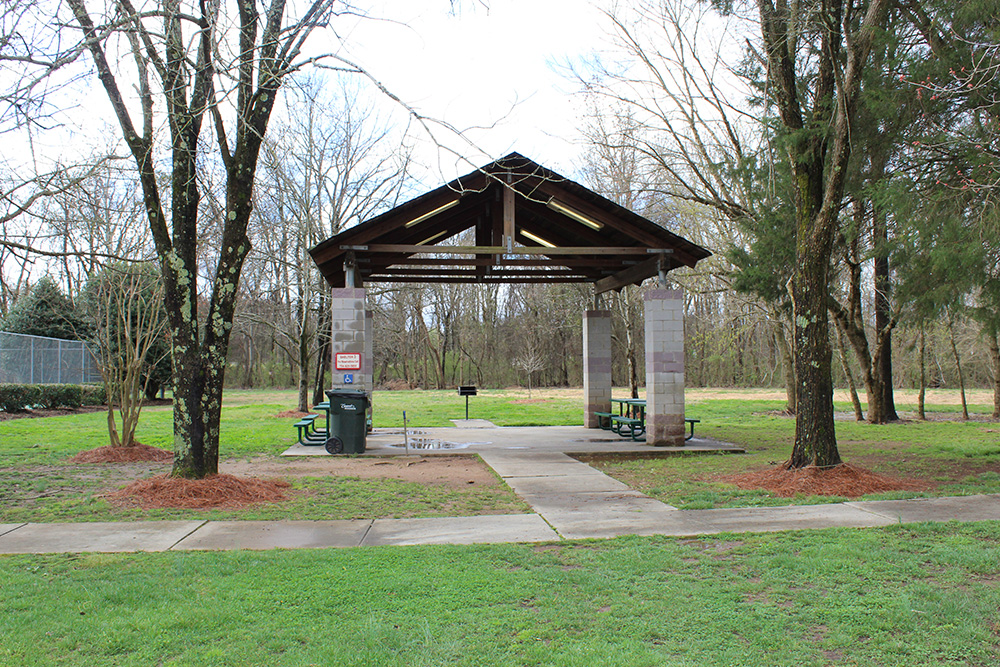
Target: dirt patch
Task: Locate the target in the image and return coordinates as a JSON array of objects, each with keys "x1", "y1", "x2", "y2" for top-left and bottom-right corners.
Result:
[
  {"x1": 275, "y1": 409, "x2": 312, "y2": 419},
  {"x1": 719, "y1": 463, "x2": 931, "y2": 498},
  {"x1": 378, "y1": 379, "x2": 414, "y2": 390},
  {"x1": 105, "y1": 473, "x2": 290, "y2": 509},
  {"x1": 70, "y1": 443, "x2": 173, "y2": 464},
  {"x1": 222, "y1": 454, "x2": 500, "y2": 489},
  {"x1": 1, "y1": 399, "x2": 171, "y2": 422},
  {"x1": 0, "y1": 405, "x2": 107, "y2": 422},
  {"x1": 853, "y1": 452, "x2": 1000, "y2": 482}
]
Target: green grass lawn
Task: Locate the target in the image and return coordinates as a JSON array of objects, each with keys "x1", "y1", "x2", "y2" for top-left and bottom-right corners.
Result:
[
  {"x1": 1, "y1": 522, "x2": 998, "y2": 666},
  {"x1": 2, "y1": 387, "x2": 1000, "y2": 520},
  {"x1": 584, "y1": 392, "x2": 1000, "y2": 509},
  {"x1": 2, "y1": 388, "x2": 1000, "y2": 665},
  {"x1": 0, "y1": 390, "x2": 544, "y2": 523}
]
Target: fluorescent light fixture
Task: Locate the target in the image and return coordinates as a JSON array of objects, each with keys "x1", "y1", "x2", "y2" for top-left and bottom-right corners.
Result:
[
  {"x1": 416, "y1": 230, "x2": 447, "y2": 246},
  {"x1": 520, "y1": 230, "x2": 557, "y2": 248},
  {"x1": 404, "y1": 199, "x2": 459, "y2": 228},
  {"x1": 546, "y1": 198, "x2": 604, "y2": 230}
]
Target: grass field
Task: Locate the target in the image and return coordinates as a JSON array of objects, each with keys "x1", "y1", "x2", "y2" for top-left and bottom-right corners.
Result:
[
  {"x1": 2, "y1": 387, "x2": 999, "y2": 665},
  {"x1": 2, "y1": 387, "x2": 998, "y2": 520},
  {"x1": 589, "y1": 388, "x2": 1000, "y2": 509},
  {"x1": 1, "y1": 522, "x2": 998, "y2": 666}
]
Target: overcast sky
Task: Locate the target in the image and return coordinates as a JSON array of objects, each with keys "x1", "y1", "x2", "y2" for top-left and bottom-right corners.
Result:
[
  {"x1": 334, "y1": 0, "x2": 610, "y2": 183},
  {"x1": 5, "y1": 1, "x2": 613, "y2": 189}
]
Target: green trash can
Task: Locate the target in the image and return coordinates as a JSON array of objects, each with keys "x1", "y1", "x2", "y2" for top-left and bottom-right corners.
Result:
[{"x1": 324, "y1": 389, "x2": 369, "y2": 454}]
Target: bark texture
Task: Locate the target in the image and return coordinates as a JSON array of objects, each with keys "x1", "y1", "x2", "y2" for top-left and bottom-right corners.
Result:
[
  {"x1": 756, "y1": 0, "x2": 892, "y2": 467},
  {"x1": 69, "y1": 0, "x2": 336, "y2": 478}
]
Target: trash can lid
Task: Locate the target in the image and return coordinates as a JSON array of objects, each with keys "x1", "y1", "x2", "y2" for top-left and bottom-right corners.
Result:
[{"x1": 326, "y1": 389, "x2": 368, "y2": 398}]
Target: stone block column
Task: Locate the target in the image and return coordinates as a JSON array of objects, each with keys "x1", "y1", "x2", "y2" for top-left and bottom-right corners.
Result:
[
  {"x1": 583, "y1": 309, "x2": 612, "y2": 428},
  {"x1": 364, "y1": 308, "x2": 374, "y2": 422},
  {"x1": 329, "y1": 288, "x2": 371, "y2": 392},
  {"x1": 364, "y1": 309, "x2": 373, "y2": 385},
  {"x1": 644, "y1": 289, "x2": 685, "y2": 446}
]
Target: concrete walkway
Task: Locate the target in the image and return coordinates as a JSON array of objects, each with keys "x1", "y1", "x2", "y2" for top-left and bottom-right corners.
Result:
[{"x1": 3, "y1": 427, "x2": 1000, "y2": 553}]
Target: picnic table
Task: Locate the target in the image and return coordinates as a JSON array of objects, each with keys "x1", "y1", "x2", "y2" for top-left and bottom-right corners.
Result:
[
  {"x1": 293, "y1": 401, "x2": 330, "y2": 446},
  {"x1": 291, "y1": 397, "x2": 373, "y2": 448},
  {"x1": 595, "y1": 398, "x2": 699, "y2": 442}
]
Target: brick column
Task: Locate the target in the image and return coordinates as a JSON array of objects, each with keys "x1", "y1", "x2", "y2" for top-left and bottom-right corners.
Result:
[
  {"x1": 330, "y1": 288, "x2": 371, "y2": 392},
  {"x1": 644, "y1": 289, "x2": 685, "y2": 446},
  {"x1": 583, "y1": 309, "x2": 612, "y2": 428}
]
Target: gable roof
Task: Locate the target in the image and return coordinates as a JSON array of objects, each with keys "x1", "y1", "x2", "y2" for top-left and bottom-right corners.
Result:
[{"x1": 309, "y1": 152, "x2": 711, "y2": 293}]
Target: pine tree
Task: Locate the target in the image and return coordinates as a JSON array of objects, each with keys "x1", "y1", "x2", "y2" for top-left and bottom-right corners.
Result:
[{"x1": 1, "y1": 276, "x2": 88, "y2": 340}]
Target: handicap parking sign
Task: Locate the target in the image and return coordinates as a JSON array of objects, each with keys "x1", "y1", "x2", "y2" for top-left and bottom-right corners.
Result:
[{"x1": 343, "y1": 373, "x2": 354, "y2": 384}]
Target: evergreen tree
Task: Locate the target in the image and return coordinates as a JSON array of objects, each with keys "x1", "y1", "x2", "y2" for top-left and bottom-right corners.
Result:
[{"x1": 1, "y1": 276, "x2": 88, "y2": 340}]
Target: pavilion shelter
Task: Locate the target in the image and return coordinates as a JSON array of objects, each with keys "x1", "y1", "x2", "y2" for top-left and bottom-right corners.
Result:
[{"x1": 309, "y1": 153, "x2": 711, "y2": 445}]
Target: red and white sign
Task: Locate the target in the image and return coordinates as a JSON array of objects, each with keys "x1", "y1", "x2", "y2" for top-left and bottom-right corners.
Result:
[{"x1": 335, "y1": 353, "x2": 361, "y2": 371}]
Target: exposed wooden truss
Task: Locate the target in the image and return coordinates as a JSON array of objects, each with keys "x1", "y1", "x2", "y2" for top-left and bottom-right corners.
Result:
[{"x1": 309, "y1": 153, "x2": 711, "y2": 293}]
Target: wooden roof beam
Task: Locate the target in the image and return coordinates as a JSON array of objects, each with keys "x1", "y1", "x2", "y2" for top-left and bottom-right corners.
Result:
[
  {"x1": 347, "y1": 244, "x2": 659, "y2": 256},
  {"x1": 528, "y1": 180, "x2": 702, "y2": 266},
  {"x1": 310, "y1": 182, "x2": 489, "y2": 265},
  {"x1": 363, "y1": 276, "x2": 594, "y2": 284},
  {"x1": 594, "y1": 253, "x2": 676, "y2": 294},
  {"x1": 357, "y1": 256, "x2": 640, "y2": 268}
]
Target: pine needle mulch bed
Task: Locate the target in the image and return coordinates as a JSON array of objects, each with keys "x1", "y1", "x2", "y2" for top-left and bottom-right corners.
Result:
[
  {"x1": 1, "y1": 455, "x2": 530, "y2": 523},
  {"x1": 105, "y1": 474, "x2": 291, "y2": 510},
  {"x1": 584, "y1": 453, "x2": 1000, "y2": 509},
  {"x1": 69, "y1": 443, "x2": 173, "y2": 464},
  {"x1": 0, "y1": 406, "x2": 107, "y2": 422},
  {"x1": 718, "y1": 463, "x2": 931, "y2": 498}
]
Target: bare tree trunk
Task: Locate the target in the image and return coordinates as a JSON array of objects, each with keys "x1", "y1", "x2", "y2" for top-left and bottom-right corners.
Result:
[
  {"x1": 829, "y1": 215, "x2": 898, "y2": 425},
  {"x1": 917, "y1": 322, "x2": 927, "y2": 421},
  {"x1": 312, "y1": 334, "x2": 330, "y2": 405},
  {"x1": 774, "y1": 322, "x2": 796, "y2": 414},
  {"x1": 243, "y1": 330, "x2": 255, "y2": 388},
  {"x1": 297, "y1": 327, "x2": 310, "y2": 412},
  {"x1": 987, "y1": 329, "x2": 1000, "y2": 419},
  {"x1": 949, "y1": 317, "x2": 969, "y2": 420},
  {"x1": 790, "y1": 247, "x2": 841, "y2": 468},
  {"x1": 918, "y1": 325, "x2": 927, "y2": 421},
  {"x1": 835, "y1": 322, "x2": 864, "y2": 421},
  {"x1": 873, "y1": 206, "x2": 898, "y2": 421}
]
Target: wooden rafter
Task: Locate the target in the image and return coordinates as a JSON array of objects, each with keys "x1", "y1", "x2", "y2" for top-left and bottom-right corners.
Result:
[{"x1": 308, "y1": 152, "x2": 712, "y2": 289}]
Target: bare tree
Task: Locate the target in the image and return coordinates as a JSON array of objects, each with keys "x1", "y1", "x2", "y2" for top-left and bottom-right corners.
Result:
[
  {"x1": 84, "y1": 262, "x2": 168, "y2": 448},
  {"x1": 580, "y1": 0, "x2": 797, "y2": 410},
  {"x1": 247, "y1": 76, "x2": 409, "y2": 411},
  {"x1": 48, "y1": 0, "x2": 345, "y2": 478},
  {"x1": 513, "y1": 343, "x2": 545, "y2": 398}
]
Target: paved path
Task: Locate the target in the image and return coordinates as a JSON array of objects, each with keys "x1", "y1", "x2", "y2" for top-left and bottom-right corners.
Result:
[{"x1": 3, "y1": 445, "x2": 1000, "y2": 553}]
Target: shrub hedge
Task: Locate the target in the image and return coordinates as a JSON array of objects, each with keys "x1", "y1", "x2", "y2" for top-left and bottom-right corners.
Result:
[{"x1": 0, "y1": 383, "x2": 105, "y2": 412}]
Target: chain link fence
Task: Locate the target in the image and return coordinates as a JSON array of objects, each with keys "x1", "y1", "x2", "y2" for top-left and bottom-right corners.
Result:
[{"x1": 0, "y1": 331, "x2": 102, "y2": 385}]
